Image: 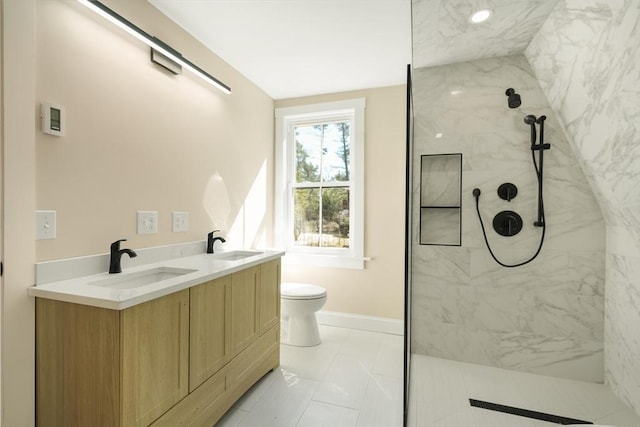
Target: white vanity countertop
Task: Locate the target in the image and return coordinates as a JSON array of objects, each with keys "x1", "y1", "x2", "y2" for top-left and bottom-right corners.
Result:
[{"x1": 28, "y1": 250, "x2": 285, "y2": 310}]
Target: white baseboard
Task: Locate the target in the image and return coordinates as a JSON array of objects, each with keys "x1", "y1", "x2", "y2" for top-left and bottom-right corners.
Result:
[{"x1": 316, "y1": 310, "x2": 404, "y2": 335}]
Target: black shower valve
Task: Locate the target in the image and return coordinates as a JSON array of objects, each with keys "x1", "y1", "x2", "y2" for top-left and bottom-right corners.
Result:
[
  {"x1": 497, "y1": 183, "x2": 518, "y2": 202},
  {"x1": 493, "y1": 210, "x2": 523, "y2": 237}
]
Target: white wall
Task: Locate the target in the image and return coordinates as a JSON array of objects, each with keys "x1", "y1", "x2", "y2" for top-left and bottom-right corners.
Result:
[
  {"x1": 526, "y1": 0, "x2": 640, "y2": 414},
  {"x1": 411, "y1": 54, "x2": 606, "y2": 382}
]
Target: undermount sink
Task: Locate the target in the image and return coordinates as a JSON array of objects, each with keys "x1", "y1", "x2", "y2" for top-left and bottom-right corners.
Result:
[
  {"x1": 89, "y1": 267, "x2": 197, "y2": 290},
  {"x1": 214, "y1": 250, "x2": 264, "y2": 261}
]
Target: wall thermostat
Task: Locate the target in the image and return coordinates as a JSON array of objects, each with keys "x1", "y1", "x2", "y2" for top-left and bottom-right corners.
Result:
[{"x1": 41, "y1": 102, "x2": 65, "y2": 136}]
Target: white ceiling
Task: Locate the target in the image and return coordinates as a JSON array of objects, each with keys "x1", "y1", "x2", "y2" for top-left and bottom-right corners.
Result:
[{"x1": 149, "y1": 0, "x2": 558, "y2": 100}]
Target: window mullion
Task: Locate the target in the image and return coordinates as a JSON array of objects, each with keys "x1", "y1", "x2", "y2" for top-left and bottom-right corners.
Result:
[
  {"x1": 291, "y1": 182, "x2": 322, "y2": 189},
  {"x1": 319, "y1": 181, "x2": 351, "y2": 188}
]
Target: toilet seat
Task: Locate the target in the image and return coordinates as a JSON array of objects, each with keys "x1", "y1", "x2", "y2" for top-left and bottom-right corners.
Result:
[{"x1": 281, "y1": 282, "x2": 327, "y2": 300}]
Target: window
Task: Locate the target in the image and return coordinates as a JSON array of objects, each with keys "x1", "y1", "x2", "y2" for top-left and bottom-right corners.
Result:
[{"x1": 275, "y1": 99, "x2": 365, "y2": 269}]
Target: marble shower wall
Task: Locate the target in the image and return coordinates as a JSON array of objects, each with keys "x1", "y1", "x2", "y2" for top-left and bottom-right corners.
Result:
[
  {"x1": 525, "y1": 0, "x2": 640, "y2": 414},
  {"x1": 411, "y1": 54, "x2": 606, "y2": 382}
]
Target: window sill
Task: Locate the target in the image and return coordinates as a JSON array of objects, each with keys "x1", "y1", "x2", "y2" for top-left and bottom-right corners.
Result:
[{"x1": 282, "y1": 252, "x2": 365, "y2": 269}]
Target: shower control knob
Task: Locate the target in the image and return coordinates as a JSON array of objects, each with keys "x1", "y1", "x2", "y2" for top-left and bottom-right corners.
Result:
[
  {"x1": 493, "y1": 210, "x2": 523, "y2": 237},
  {"x1": 497, "y1": 183, "x2": 518, "y2": 201}
]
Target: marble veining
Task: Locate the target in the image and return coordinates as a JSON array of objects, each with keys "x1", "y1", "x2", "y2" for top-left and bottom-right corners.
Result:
[
  {"x1": 526, "y1": 0, "x2": 640, "y2": 414},
  {"x1": 421, "y1": 155, "x2": 461, "y2": 206},
  {"x1": 410, "y1": 54, "x2": 606, "y2": 383},
  {"x1": 412, "y1": 0, "x2": 559, "y2": 69}
]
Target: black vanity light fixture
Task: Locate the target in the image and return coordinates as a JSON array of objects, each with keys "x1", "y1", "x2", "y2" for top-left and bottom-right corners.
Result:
[{"x1": 78, "y1": 0, "x2": 231, "y2": 95}]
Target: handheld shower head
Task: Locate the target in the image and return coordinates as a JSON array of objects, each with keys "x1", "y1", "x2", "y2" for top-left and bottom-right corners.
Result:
[{"x1": 524, "y1": 115, "x2": 537, "y2": 147}]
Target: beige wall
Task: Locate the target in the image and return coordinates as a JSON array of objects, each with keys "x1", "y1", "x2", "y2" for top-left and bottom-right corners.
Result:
[
  {"x1": 2, "y1": 0, "x2": 37, "y2": 425},
  {"x1": 2, "y1": 0, "x2": 274, "y2": 424},
  {"x1": 275, "y1": 86, "x2": 407, "y2": 320},
  {"x1": 36, "y1": 0, "x2": 274, "y2": 261}
]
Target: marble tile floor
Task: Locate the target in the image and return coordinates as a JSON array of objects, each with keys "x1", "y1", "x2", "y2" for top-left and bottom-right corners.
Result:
[
  {"x1": 214, "y1": 325, "x2": 405, "y2": 427},
  {"x1": 408, "y1": 354, "x2": 640, "y2": 427}
]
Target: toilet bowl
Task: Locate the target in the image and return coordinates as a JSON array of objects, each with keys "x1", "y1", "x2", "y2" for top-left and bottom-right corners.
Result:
[{"x1": 280, "y1": 282, "x2": 327, "y2": 347}]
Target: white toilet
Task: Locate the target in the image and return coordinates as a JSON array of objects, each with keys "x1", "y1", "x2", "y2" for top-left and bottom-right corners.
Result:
[{"x1": 280, "y1": 282, "x2": 327, "y2": 347}]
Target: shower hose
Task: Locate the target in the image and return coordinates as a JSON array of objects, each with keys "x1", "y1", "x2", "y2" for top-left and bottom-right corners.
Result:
[{"x1": 473, "y1": 122, "x2": 548, "y2": 268}]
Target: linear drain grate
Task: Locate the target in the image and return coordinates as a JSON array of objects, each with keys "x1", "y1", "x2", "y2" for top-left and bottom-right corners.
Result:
[{"x1": 469, "y1": 399, "x2": 593, "y2": 425}]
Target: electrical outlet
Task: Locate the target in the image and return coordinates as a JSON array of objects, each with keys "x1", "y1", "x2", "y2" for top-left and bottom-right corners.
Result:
[
  {"x1": 36, "y1": 210, "x2": 57, "y2": 240},
  {"x1": 172, "y1": 212, "x2": 189, "y2": 232},
  {"x1": 137, "y1": 211, "x2": 158, "y2": 234}
]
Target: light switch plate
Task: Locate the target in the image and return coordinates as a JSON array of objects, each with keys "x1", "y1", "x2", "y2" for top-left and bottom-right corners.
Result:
[
  {"x1": 36, "y1": 210, "x2": 57, "y2": 240},
  {"x1": 137, "y1": 211, "x2": 158, "y2": 234},
  {"x1": 172, "y1": 212, "x2": 189, "y2": 232}
]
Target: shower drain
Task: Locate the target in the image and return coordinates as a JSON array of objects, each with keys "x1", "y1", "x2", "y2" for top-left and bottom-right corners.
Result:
[{"x1": 469, "y1": 399, "x2": 593, "y2": 424}]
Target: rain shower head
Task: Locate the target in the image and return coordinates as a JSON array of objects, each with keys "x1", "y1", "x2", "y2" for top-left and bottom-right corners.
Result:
[{"x1": 505, "y1": 88, "x2": 521, "y2": 108}]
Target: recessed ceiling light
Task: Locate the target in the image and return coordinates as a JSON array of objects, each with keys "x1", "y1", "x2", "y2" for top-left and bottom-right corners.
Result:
[{"x1": 469, "y1": 9, "x2": 492, "y2": 24}]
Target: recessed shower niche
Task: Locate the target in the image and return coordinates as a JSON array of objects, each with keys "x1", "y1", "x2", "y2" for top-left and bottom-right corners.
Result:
[{"x1": 419, "y1": 153, "x2": 462, "y2": 246}]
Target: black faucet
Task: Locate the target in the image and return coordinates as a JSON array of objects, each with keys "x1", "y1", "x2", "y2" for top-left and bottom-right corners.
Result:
[
  {"x1": 109, "y1": 239, "x2": 137, "y2": 274},
  {"x1": 207, "y1": 230, "x2": 226, "y2": 254}
]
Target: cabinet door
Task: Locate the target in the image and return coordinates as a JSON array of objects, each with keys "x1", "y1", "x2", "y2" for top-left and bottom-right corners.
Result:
[
  {"x1": 120, "y1": 290, "x2": 189, "y2": 427},
  {"x1": 259, "y1": 259, "x2": 281, "y2": 335},
  {"x1": 230, "y1": 266, "x2": 260, "y2": 357},
  {"x1": 36, "y1": 299, "x2": 120, "y2": 427},
  {"x1": 189, "y1": 275, "x2": 231, "y2": 392}
]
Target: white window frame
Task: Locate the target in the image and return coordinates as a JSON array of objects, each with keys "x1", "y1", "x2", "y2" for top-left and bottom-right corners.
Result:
[{"x1": 275, "y1": 98, "x2": 365, "y2": 269}]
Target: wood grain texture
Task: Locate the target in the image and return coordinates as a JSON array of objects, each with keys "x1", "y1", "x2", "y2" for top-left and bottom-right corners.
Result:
[
  {"x1": 189, "y1": 275, "x2": 231, "y2": 392},
  {"x1": 230, "y1": 266, "x2": 260, "y2": 357},
  {"x1": 120, "y1": 289, "x2": 189, "y2": 426},
  {"x1": 151, "y1": 325, "x2": 279, "y2": 427},
  {"x1": 36, "y1": 298, "x2": 120, "y2": 427},
  {"x1": 259, "y1": 259, "x2": 281, "y2": 335}
]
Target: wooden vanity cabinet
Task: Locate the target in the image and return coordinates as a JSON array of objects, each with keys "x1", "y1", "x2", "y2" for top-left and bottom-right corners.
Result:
[
  {"x1": 36, "y1": 258, "x2": 281, "y2": 427},
  {"x1": 155, "y1": 259, "x2": 281, "y2": 426},
  {"x1": 36, "y1": 289, "x2": 189, "y2": 427}
]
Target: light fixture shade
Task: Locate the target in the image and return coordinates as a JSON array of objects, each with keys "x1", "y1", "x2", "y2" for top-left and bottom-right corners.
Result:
[{"x1": 78, "y1": 0, "x2": 231, "y2": 94}]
